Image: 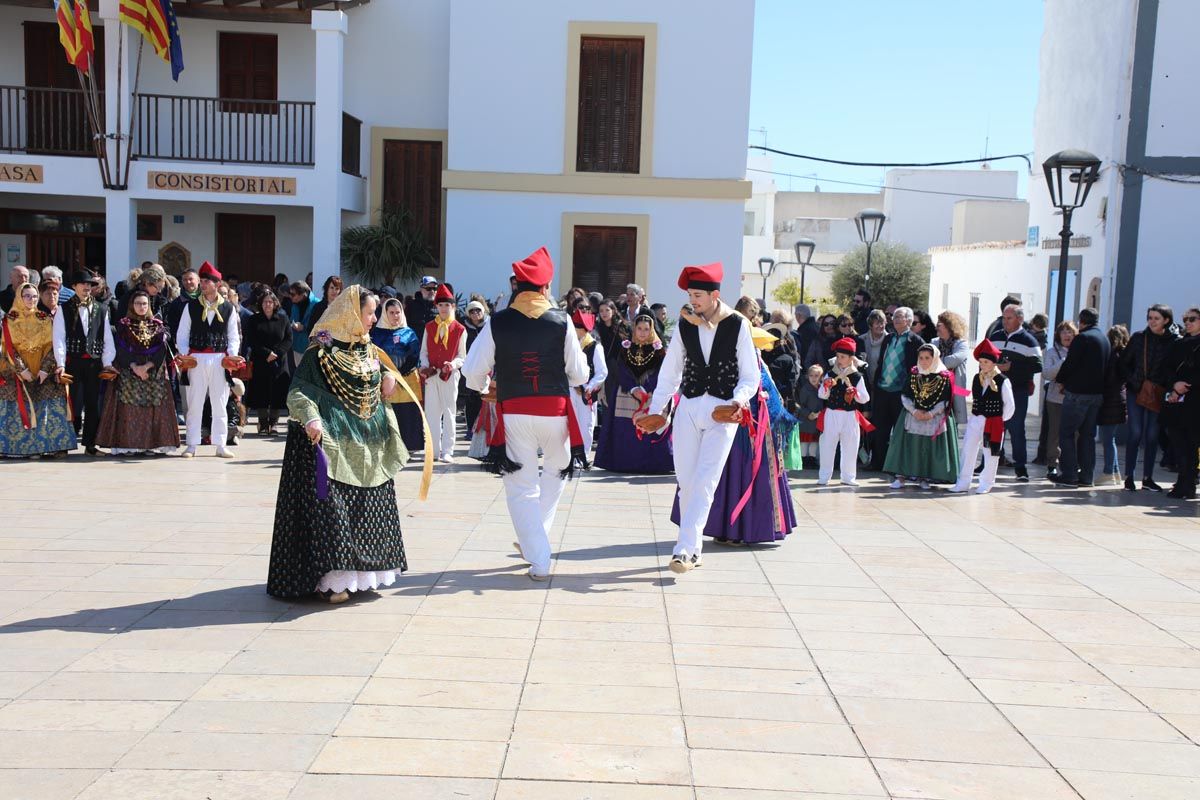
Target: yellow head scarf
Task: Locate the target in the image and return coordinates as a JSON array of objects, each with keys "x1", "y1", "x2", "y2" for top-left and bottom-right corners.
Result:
[
  {"x1": 3, "y1": 283, "x2": 53, "y2": 372},
  {"x1": 309, "y1": 284, "x2": 371, "y2": 346}
]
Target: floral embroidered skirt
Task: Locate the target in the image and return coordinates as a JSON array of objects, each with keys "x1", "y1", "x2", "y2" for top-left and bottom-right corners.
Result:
[{"x1": 0, "y1": 396, "x2": 77, "y2": 456}]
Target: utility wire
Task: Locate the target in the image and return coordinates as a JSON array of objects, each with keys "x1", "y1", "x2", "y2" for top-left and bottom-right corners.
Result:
[
  {"x1": 746, "y1": 167, "x2": 1025, "y2": 202},
  {"x1": 750, "y1": 144, "x2": 1033, "y2": 172},
  {"x1": 1117, "y1": 163, "x2": 1200, "y2": 185}
]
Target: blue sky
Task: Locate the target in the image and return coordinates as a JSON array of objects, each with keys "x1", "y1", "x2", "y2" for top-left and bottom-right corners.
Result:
[{"x1": 748, "y1": 0, "x2": 1043, "y2": 198}]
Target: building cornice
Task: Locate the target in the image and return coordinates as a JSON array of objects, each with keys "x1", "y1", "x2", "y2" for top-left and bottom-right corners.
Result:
[{"x1": 442, "y1": 170, "x2": 752, "y2": 201}]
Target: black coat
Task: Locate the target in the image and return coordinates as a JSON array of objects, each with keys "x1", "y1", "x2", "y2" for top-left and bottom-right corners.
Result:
[
  {"x1": 1098, "y1": 348, "x2": 1127, "y2": 426},
  {"x1": 1120, "y1": 327, "x2": 1178, "y2": 393},
  {"x1": 1155, "y1": 334, "x2": 1200, "y2": 424},
  {"x1": 405, "y1": 296, "x2": 437, "y2": 343},
  {"x1": 243, "y1": 309, "x2": 294, "y2": 409},
  {"x1": 1057, "y1": 326, "x2": 1110, "y2": 396},
  {"x1": 792, "y1": 317, "x2": 819, "y2": 368}
]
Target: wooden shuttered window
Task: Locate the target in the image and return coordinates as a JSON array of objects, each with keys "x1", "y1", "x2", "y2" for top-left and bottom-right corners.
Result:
[
  {"x1": 576, "y1": 36, "x2": 644, "y2": 174},
  {"x1": 218, "y1": 33, "x2": 278, "y2": 114},
  {"x1": 382, "y1": 139, "x2": 443, "y2": 260},
  {"x1": 216, "y1": 213, "x2": 276, "y2": 286},
  {"x1": 572, "y1": 226, "x2": 637, "y2": 299}
]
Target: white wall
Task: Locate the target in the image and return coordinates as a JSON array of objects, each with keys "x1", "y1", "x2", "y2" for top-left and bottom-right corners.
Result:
[
  {"x1": 445, "y1": 190, "x2": 745, "y2": 305},
  {"x1": 882, "y1": 168, "x2": 1019, "y2": 255},
  {"x1": 952, "y1": 200, "x2": 1030, "y2": 246},
  {"x1": 928, "y1": 242, "x2": 1045, "y2": 340},
  {"x1": 447, "y1": 0, "x2": 754, "y2": 179}
]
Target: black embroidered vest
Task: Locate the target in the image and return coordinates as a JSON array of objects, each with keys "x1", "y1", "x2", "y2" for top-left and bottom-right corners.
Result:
[
  {"x1": 490, "y1": 307, "x2": 570, "y2": 402},
  {"x1": 582, "y1": 340, "x2": 597, "y2": 383},
  {"x1": 823, "y1": 371, "x2": 864, "y2": 411},
  {"x1": 63, "y1": 296, "x2": 107, "y2": 358},
  {"x1": 971, "y1": 373, "x2": 1007, "y2": 417},
  {"x1": 678, "y1": 315, "x2": 742, "y2": 400},
  {"x1": 186, "y1": 299, "x2": 234, "y2": 352}
]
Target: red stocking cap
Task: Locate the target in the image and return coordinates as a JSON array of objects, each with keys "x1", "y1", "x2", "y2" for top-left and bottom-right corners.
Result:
[
  {"x1": 512, "y1": 246, "x2": 554, "y2": 286},
  {"x1": 973, "y1": 339, "x2": 1001, "y2": 362},
  {"x1": 434, "y1": 284, "x2": 455, "y2": 303},
  {"x1": 198, "y1": 261, "x2": 222, "y2": 282},
  {"x1": 677, "y1": 262, "x2": 723, "y2": 291},
  {"x1": 571, "y1": 309, "x2": 595, "y2": 331}
]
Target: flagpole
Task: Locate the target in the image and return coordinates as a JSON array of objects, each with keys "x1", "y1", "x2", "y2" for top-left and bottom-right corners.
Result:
[
  {"x1": 113, "y1": 17, "x2": 124, "y2": 190},
  {"x1": 74, "y1": 64, "x2": 109, "y2": 188},
  {"x1": 122, "y1": 36, "x2": 144, "y2": 190}
]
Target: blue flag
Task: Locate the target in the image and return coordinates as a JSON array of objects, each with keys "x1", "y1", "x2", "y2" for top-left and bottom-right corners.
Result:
[{"x1": 163, "y1": 0, "x2": 184, "y2": 81}]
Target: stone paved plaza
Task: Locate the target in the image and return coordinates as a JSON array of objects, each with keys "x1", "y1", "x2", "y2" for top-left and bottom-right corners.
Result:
[{"x1": 2, "y1": 436, "x2": 1200, "y2": 800}]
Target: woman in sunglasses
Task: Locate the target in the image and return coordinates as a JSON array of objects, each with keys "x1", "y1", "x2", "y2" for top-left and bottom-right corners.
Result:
[
  {"x1": 1119, "y1": 304, "x2": 1177, "y2": 492},
  {"x1": 1155, "y1": 307, "x2": 1200, "y2": 499},
  {"x1": 804, "y1": 314, "x2": 840, "y2": 368}
]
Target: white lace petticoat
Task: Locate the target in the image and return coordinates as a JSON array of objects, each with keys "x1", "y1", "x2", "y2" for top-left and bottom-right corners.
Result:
[{"x1": 316, "y1": 569, "x2": 399, "y2": 594}]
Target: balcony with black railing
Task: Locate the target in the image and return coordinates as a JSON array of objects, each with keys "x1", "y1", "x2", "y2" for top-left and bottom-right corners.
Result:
[{"x1": 0, "y1": 85, "x2": 103, "y2": 157}]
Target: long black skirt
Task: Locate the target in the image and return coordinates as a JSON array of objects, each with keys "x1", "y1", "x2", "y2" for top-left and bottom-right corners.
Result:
[
  {"x1": 392, "y1": 402, "x2": 424, "y2": 452},
  {"x1": 267, "y1": 421, "x2": 408, "y2": 598}
]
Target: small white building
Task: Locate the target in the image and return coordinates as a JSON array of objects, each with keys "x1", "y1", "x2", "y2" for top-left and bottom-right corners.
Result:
[{"x1": 0, "y1": 0, "x2": 755, "y2": 301}]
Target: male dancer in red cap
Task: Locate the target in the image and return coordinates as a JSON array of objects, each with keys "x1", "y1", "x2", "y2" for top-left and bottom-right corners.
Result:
[
  {"x1": 636, "y1": 262, "x2": 760, "y2": 573},
  {"x1": 177, "y1": 261, "x2": 243, "y2": 458},
  {"x1": 419, "y1": 283, "x2": 467, "y2": 463},
  {"x1": 570, "y1": 307, "x2": 607, "y2": 456},
  {"x1": 462, "y1": 247, "x2": 589, "y2": 580},
  {"x1": 950, "y1": 339, "x2": 1015, "y2": 494}
]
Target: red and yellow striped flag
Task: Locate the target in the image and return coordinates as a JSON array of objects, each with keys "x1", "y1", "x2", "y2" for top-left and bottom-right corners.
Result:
[
  {"x1": 54, "y1": 0, "x2": 81, "y2": 68},
  {"x1": 119, "y1": 0, "x2": 171, "y2": 61}
]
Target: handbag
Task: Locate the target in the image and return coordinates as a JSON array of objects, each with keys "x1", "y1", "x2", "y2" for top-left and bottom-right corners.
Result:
[{"x1": 1135, "y1": 335, "x2": 1165, "y2": 413}]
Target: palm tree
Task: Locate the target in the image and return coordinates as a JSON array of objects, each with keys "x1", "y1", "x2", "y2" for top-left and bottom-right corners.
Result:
[{"x1": 340, "y1": 206, "x2": 436, "y2": 288}]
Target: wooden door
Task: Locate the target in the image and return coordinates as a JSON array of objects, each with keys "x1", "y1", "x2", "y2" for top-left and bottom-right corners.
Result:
[
  {"x1": 572, "y1": 225, "x2": 637, "y2": 298},
  {"x1": 382, "y1": 139, "x2": 443, "y2": 261},
  {"x1": 216, "y1": 213, "x2": 276, "y2": 285},
  {"x1": 29, "y1": 233, "x2": 85, "y2": 272},
  {"x1": 23, "y1": 21, "x2": 104, "y2": 155}
]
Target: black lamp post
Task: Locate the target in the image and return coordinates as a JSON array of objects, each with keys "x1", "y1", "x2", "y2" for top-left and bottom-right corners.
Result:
[
  {"x1": 757, "y1": 256, "x2": 777, "y2": 310},
  {"x1": 1042, "y1": 149, "x2": 1102, "y2": 327},
  {"x1": 794, "y1": 237, "x2": 816, "y2": 304},
  {"x1": 854, "y1": 209, "x2": 886, "y2": 283}
]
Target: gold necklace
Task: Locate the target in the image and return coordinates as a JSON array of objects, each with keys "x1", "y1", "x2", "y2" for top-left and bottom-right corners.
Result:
[
  {"x1": 910, "y1": 372, "x2": 947, "y2": 409},
  {"x1": 625, "y1": 342, "x2": 658, "y2": 368},
  {"x1": 318, "y1": 344, "x2": 380, "y2": 419}
]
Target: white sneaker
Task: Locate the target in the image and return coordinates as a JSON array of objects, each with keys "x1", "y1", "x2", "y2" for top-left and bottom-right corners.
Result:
[
  {"x1": 919, "y1": 480, "x2": 931, "y2": 490},
  {"x1": 215, "y1": 448, "x2": 235, "y2": 459},
  {"x1": 181, "y1": 447, "x2": 196, "y2": 459},
  {"x1": 974, "y1": 486, "x2": 992, "y2": 495},
  {"x1": 889, "y1": 478, "x2": 904, "y2": 489},
  {"x1": 816, "y1": 479, "x2": 829, "y2": 487},
  {"x1": 842, "y1": 480, "x2": 859, "y2": 487},
  {"x1": 668, "y1": 554, "x2": 691, "y2": 574},
  {"x1": 948, "y1": 483, "x2": 968, "y2": 493}
]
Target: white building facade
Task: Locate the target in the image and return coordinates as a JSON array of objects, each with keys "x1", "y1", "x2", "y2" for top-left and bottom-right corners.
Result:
[{"x1": 0, "y1": 0, "x2": 754, "y2": 301}]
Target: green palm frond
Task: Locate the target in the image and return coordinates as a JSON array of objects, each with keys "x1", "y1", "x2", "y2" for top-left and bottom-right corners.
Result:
[{"x1": 340, "y1": 206, "x2": 437, "y2": 288}]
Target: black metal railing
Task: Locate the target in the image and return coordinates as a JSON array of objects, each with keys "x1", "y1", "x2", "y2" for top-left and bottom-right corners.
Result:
[
  {"x1": 342, "y1": 111, "x2": 361, "y2": 176},
  {"x1": 0, "y1": 85, "x2": 102, "y2": 157},
  {"x1": 133, "y1": 93, "x2": 315, "y2": 166}
]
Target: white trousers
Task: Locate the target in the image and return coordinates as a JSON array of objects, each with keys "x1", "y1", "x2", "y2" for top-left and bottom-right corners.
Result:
[
  {"x1": 424, "y1": 372, "x2": 459, "y2": 458},
  {"x1": 818, "y1": 409, "x2": 861, "y2": 485},
  {"x1": 671, "y1": 395, "x2": 739, "y2": 558},
  {"x1": 501, "y1": 414, "x2": 571, "y2": 575},
  {"x1": 184, "y1": 354, "x2": 230, "y2": 448},
  {"x1": 954, "y1": 414, "x2": 1000, "y2": 492},
  {"x1": 569, "y1": 390, "x2": 596, "y2": 454}
]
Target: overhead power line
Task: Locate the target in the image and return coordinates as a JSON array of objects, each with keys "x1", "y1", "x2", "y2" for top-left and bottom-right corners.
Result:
[
  {"x1": 746, "y1": 167, "x2": 1025, "y2": 202},
  {"x1": 749, "y1": 145, "x2": 1033, "y2": 173}
]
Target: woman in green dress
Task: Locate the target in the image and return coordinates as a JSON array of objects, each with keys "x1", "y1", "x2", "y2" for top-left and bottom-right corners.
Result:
[
  {"x1": 267, "y1": 285, "x2": 414, "y2": 603},
  {"x1": 884, "y1": 344, "x2": 961, "y2": 489}
]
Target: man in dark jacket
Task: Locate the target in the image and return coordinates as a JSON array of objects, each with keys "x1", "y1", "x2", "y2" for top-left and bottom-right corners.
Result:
[
  {"x1": 989, "y1": 303, "x2": 1043, "y2": 481},
  {"x1": 851, "y1": 289, "x2": 874, "y2": 337},
  {"x1": 0, "y1": 264, "x2": 30, "y2": 313},
  {"x1": 1054, "y1": 307, "x2": 1110, "y2": 487},
  {"x1": 166, "y1": 269, "x2": 200, "y2": 340},
  {"x1": 406, "y1": 275, "x2": 439, "y2": 345},
  {"x1": 867, "y1": 306, "x2": 924, "y2": 471},
  {"x1": 792, "y1": 303, "x2": 819, "y2": 369}
]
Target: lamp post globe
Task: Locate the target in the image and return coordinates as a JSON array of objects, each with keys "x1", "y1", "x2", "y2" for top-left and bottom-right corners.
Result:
[
  {"x1": 757, "y1": 257, "x2": 776, "y2": 312},
  {"x1": 793, "y1": 237, "x2": 816, "y2": 304},
  {"x1": 854, "y1": 209, "x2": 886, "y2": 283},
  {"x1": 1042, "y1": 150, "x2": 1101, "y2": 327}
]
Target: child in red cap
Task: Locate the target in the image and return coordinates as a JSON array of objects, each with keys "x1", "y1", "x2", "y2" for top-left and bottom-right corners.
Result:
[
  {"x1": 817, "y1": 337, "x2": 872, "y2": 486},
  {"x1": 950, "y1": 340, "x2": 1015, "y2": 494}
]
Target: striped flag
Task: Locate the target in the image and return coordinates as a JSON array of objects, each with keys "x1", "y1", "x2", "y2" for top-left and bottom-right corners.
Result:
[
  {"x1": 118, "y1": 0, "x2": 184, "y2": 82},
  {"x1": 74, "y1": 0, "x2": 96, "y2": 74},
  {"x1": 54, "y1": 0, "x2": 81, "y2": 69}
]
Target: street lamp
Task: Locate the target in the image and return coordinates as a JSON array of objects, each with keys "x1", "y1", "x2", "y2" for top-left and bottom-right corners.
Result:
[
  {"x1": 794, "y1": 237, "x2": 816, "y2": 304},
  {"x1": 854, "y1": 209, "x2": 886, "y2": 283},
  {"x1": 1043, "y1": 149, "x2": 1102, "y2": 327},
  {"x1": 757, "y1": 256, "x2": 777, "y2": 311}
]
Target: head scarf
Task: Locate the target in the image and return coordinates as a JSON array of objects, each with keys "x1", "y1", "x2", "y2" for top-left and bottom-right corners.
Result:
[
  {"x1": 309, "y1": 284, "x2": 370, "y2": 346},
  {"x1": 374, "y1": 297, "x2": 407, "y2": 331},
  {"x1": 915, "y1": 344, "x2": 946, "y2": 375},
  {"x1": 3, "y1": 283, "x2": 53, "y2": 372}
]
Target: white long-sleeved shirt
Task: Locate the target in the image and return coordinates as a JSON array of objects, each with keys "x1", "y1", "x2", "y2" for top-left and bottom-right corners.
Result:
[
  {"x1": 418, "y1": 320, "x2": 467, "y2": 371},
  {"x1": 582, "y1": 338, "x2": 608, "y2": 394},
  {"x1": 649, "y1": 314, "x2": 760, "y2": 416},
  {"x1": 817, "y1": 371, "x2": 871, "y2": 405},
  {"x1": 462, "y1": 316, "x2": 589, "y2": 395},
  {"x1": 177, "y1": 298, "x2": 241, "y2": 357},
  {"x1": 51, "y1": 302, "x2": 115, "y2": 368}
]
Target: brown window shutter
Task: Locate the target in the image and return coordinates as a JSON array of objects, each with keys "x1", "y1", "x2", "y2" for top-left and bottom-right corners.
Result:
[
  {"x1": 573, "y1": 225, "x2": 638, "y2": 298},
  {"x1": 219, "y1": 33, "x2": 278, "y2": 113},
  {"x1": 382, "y1": 139, "x2": 444, "y2": 261},
  {"x1": 577, "y1": 36, "x2": 644, "y2": 174}
]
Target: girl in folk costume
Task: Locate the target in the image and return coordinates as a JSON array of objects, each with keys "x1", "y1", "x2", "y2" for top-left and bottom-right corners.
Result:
[
  {"x1": 817, "y1": 337, "x2": 873, "y2": 487},
  {"x1": 419, "y1": 284, "x2": 466, "y2": 463},
  {"x1": 636, "y1": 262, "x2": 762, "y2": 574},
  {"x1": 267, "y1": 286, "x2": 420, "y2": 604},
  {"x1": 569, "y1": 308, "x2": 608, "y2": 455},
  {"x1": 950, "y1": 339, "x2": 1015, "y2": 494},
  {"x1": 676, "y1": 320, "x2": 797, "y2": 545},
  {"x1": 0, "y1": 282, "x2": 76, "y2": 457},
  {"x1": 370, "y1": 298, "x2": 424, "y2": 453},
  {"x1": 884, "y1": 344, "x2": 963, "y2": 489},
  {"x1": 95, "y1": 291, "x2": 181, "y2": 455},
  {"x1": 594, "y1": 314, "x2": 674, "y2": 474}
]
